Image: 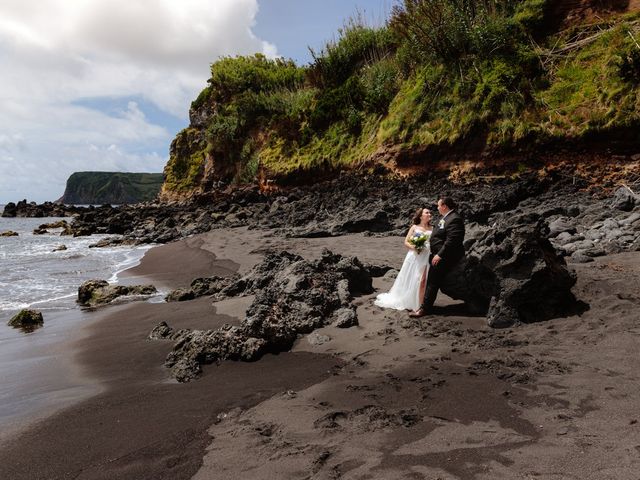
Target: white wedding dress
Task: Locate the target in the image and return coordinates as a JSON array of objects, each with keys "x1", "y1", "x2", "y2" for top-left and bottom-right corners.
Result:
[{"x1": 375, "y1": 229, "x2": 431, "y2": 311}]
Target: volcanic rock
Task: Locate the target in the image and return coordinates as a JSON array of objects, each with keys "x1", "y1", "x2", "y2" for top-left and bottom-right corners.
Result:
[
  {"x1": 8, "y1": 309, "x2": 44, "y2": 330},
  {"x1": 307, "y1": 333, "x2": 332, "y2": 346},
  {"x1": 333, "y1": 307, "x2": 359, "y2": 328},
  {"x1": 89, "y1": 237, "x2": 124, "y2": 248},
  {"x1": 1, "y1": 200, "x2": 79, "y2": 218},
  {"x1": 164, "y1": 288, "x2": 196, "y2": 302},
  {"x1": 77, "y1": 279, "x2": 157, "y2": 307},
  {"x1": 153, "y1": 249, "x2": 372, "y2": 381},
  {"x1": 611, "y1": 186, "x2": 638, "y2": 211},
  {"x1": 440, "y1": 212, "x2": 579, "y2": 328},
  {"x1": 165, "y1": 275, "x2": 241, "y2": 302}
]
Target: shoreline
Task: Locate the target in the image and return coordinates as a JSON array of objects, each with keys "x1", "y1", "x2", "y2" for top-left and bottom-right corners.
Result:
[
  {"x1": 0, "y1": 224, "x2": 157, "y2": 441},
  {"x1": 0, "y1": 228, "x2": 343, "y2": 479}
]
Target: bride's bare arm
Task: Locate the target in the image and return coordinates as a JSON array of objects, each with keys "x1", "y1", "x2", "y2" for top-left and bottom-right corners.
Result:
[{"x1": 404, "y1": 225, "x2": 416, "y2": 250}]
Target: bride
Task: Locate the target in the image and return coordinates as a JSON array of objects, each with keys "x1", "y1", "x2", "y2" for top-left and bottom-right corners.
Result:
[{"x1": 374, "y1": 208, "x2": 432, "y2": 311}]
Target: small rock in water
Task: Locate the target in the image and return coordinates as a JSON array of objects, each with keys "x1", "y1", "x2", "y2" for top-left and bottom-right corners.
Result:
[
  {"x1": 39, "y1": 220, "x2": 69, "y2": 230},
  {"x1": 1, "y1": 230, "x2": 18, "y2": 237},
  {"x1": 77, "y1": 279, "x2": 157, "y2": 306},
  {"x1": 8, "y1": 309, "x2": 44, "y2": 331},
  {"x1": 52, "y1": 244, "x2": 67, "y2": 252},
  {"x1": 88, "y1": 237, "x2": 124, "y2": 248}
]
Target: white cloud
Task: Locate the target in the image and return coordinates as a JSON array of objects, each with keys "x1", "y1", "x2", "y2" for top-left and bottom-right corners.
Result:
[{"x1": 0, "y1": 0, "x2": 277, "y2": 202}]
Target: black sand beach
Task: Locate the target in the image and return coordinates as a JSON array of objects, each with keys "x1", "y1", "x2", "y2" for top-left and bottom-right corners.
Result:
[{"x1": 1, "y1": 225, "x2": 639, "y2": 479}]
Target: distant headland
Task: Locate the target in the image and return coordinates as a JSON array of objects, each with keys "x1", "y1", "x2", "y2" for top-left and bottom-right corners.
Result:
[{"x1": 58, "y1": 172, "x2": 163, "y2": 205}]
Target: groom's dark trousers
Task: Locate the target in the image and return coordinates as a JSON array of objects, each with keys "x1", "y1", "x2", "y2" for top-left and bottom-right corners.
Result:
[
  {"x1": 421, "y1": 254, "x2": 461, "y2": 311},
  {"x1": 420, "y1": 211, "x2": 465, "y2": 312}
]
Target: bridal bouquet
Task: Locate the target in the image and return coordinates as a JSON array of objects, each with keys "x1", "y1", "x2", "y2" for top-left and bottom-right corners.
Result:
[{"x1": 410, "y1": 232, "x2": 430, "y2": 253}]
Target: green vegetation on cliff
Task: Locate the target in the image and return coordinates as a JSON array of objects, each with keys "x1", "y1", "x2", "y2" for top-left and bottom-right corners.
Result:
[
  {"x1": 61, "y1": 172, "x2": 164, "y2": 205},
  {"x1": 162, "y1": 0, "x2": 640, "y2": 196}
]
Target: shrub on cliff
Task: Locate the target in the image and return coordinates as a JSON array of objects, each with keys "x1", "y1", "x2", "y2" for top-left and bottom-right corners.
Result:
[{"x1": 308, "y1": 18, "x2": 396, "y2": 88}]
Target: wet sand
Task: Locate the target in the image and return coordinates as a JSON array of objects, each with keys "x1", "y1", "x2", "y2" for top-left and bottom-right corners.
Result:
[
  {"x1": 1, "y1": 227, "x2": 639, "y2": 479},
  {"x1": 0, "y1": 309, "x2": 101, "y2": 444},
  {"x1": 0, "y1": 229, "x2": 339, "y2": 480}
]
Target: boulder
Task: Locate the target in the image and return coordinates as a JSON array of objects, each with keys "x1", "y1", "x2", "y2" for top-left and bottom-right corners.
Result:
[
  {"x1": 89, "y1": 237, "x2": 124, "y2": 248},
  {"x1": 307, "y1": 332, "x2": 332, "y2": 346},
  {"x1": 363, "y1": 262, "x2": 393, "y2": 277},
  {"x1": 165, "y1": 326, "x2": 267, "y2": 382},
  {"x1": 8, "y1": 309, "x2": 44, "y2": 330},
  {"x1": 164, "y1": 274, "x2": 241, "y2": 302},
  {"x1": 1, "y1": 230, "x2": 18, "y2": 237},
  {"x1": 439, "y1": 212, "x2": 579, "y2": 328},
  {"x1": 165, "y1": 288, "x2": 195, "y2": 302},
  {"x1": 1, "y1": 202, "x2": 17, "y2": 217},
  {"x1": 333, "y1": 307, "x2": 359, "y2": 328},
  {"x1": 569, "y1": 251, "x2": 595, "y2": 263},
  {"x1": 39, "y1": 220, "x2": 69, "y2": 229},
  {"x1": 77, "y1": 279, "x2": 157, "y2": 306},
  {"x1": 548, "y1": 217, "x2": 577, "y2": 238},
  {"x1": 620, "y1": 212, "x2": 640, "y2": 226},
  {"x1": 611, "y1": 186, "x2": 638, "y2": 211},
  {"x1": 148, "y1": 321, "x2": 189, "y2": 340}
]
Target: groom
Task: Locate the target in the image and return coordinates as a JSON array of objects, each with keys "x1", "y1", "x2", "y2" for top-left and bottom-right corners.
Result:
[{"x1": 410, "y1": 196, "x2": 465, "y2": 317}]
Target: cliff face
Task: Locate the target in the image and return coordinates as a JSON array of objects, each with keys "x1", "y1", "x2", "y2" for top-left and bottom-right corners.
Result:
[
  {"x1": 159, "y1": 0, "x2": 640, "y2": 202},
  {"x1": 59, "y1": 172, "x2": 164, "y2": 205}
]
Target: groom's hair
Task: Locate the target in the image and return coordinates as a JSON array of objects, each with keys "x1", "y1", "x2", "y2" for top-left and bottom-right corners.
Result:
[{"x1": 440, "y1": 196, "x2": 457, "y2": 211}]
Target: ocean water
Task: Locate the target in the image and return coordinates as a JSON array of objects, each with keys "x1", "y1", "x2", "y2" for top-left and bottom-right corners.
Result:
[
  {"x1": 0, "y1": 209, "x2": 155, "y2": 435},
  {"x1": 0, "y1": 214, "x2": 153, "y2": 317}
]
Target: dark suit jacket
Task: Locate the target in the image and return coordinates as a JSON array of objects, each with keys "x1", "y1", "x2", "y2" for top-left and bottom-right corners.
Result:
[{"x1": 430, "y1": 211, "x2": 465, "y2": 262}]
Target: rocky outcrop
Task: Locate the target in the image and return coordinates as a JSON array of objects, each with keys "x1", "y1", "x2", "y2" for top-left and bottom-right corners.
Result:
[
  {"x1": 441, "y1": 213, "x2": 580, "y2": 328},
  {"x1": 165, "y1": 274, "x2": 241, "y2": 302},
  {"x1": 1, "y1": 200, "x2": 81, "y2": 218},
  {"x1": 151, "y1": 249, "x2": 371, "y2": 382},
  {"x1": 546, "y1": 189, "x2": 640, "y2": 263},
  {"x1": 77, "y1": 280, "x2": 157, "y2": 307},
  {"x1": 9, "y1": 173, "x2": 638, "y2": 254},
  {"x1": 8, "y1": 309, "x2": 44, "y2": 331},
  {"x1": 33, "y1": 220, "x2": 72, "y2": 235},
  {"x1": 611, "y1": 185, "x2": 639, "y2": 211}
]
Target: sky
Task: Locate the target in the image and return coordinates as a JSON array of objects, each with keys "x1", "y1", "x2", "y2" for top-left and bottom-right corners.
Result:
[{"x1": 0, "y1": 0, "x2": 394, "y2": 203}]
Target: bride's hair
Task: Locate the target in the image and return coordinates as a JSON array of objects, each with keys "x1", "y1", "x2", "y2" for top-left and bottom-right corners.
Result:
[{"x1": 412, "y1": 208, "x2": 425, "y2": 225}]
